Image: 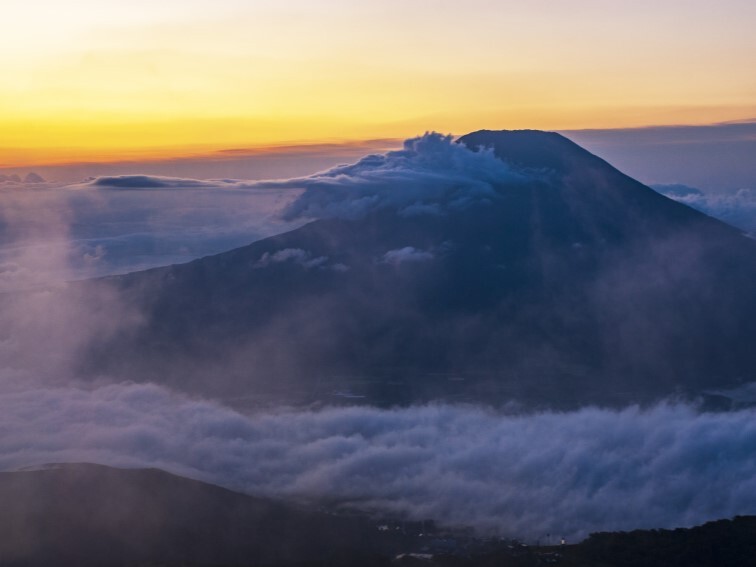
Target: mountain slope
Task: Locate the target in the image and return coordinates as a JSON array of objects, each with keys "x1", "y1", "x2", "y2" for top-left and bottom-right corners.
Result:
[
  {"x1": 80, "y1": 130, "x2": 756, "y2": 407},
  {"x1": 0, "y1": 463, "x2": 380, "y2": 566}
]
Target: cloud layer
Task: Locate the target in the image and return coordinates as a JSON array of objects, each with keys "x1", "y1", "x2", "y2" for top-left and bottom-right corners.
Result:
[
  {"x1": 1, "y1": 382, "x2": 754, "y2": 541},
  {"x1": 2, "y1": 134, "x2": 756, "y2": 544},
  {"x1": 0, "y1": 183, "x2": 304, "y2": 287},
  {"x1": 654, "y1": 184, "x2": 756, "y2": 236}
]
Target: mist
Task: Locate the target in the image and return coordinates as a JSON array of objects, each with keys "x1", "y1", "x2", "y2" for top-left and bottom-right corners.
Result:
[
  {"x1": 2, "y1": 132, "x2": 756, "y2": 546},
  {"x1": 0, "y1": 182, "x2": 303, "y2": 284},
  {"x1": 654, "y1": 184, "x2": 756, "y2": 237},
  {"x1": 1, "y1": 383, "x2": 755, "y2": 541}
]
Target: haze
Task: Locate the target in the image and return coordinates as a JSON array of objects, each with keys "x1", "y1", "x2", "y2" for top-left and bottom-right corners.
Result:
[{"x1": 2, "y1": 1, "x2": 756, "y2": 561}]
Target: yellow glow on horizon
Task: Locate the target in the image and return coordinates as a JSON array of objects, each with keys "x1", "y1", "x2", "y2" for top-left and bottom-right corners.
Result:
[{"x1": 2, "y1": 0, "x2": 756, "y2": 167}]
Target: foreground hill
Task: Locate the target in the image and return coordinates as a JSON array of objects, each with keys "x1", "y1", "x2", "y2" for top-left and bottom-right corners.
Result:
[
  {"x1": 76, "y1": 130, "x2": 756, "y2": 407},
  {"x1": 0, "y1": 463, "x2": 381, "y2": 566}
]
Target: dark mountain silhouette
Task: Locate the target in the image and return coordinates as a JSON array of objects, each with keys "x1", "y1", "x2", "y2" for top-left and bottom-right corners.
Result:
[
  {"x1": 2, "y1": 464, "x2": 754, "y2": 567},
  {"x1": 0, "y1": 463, "x2": 382, "y2": 566},
  {"x1": 574, "y1": 516, "x2": 756, "y2": 567},
  {"x1": 80, "y1": 130, "x2": 756, "y2": 407}
]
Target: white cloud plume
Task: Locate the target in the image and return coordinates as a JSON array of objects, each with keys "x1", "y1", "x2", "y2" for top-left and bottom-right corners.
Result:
[
  {"x1": 252, "y1": 132, "x2": 529, "y2": 220},
  {"x1": 1, "y1": 382, "x2": 754, "y2": 541}
]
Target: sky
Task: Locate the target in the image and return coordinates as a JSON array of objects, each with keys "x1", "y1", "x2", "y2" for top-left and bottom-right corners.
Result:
[
  {"x1": 3, "y1": 0, "x2": 756, "y2": 167},
  {"x1": 4, "y1": 1, "x2": 756, "y2": 544}
]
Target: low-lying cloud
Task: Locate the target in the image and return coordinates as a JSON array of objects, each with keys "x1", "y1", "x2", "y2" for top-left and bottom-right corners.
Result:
[
  {"x1": 0, "y1": 183, "x2": 304, "y2": 285},
  {"x1": 3, "y1": 133, "x2": 756, "y2": 547},
  {"x1": 654, "y1": 184, "x2": 756, "y2": 236},
  {"x1": 1, "y1": 382, "x2": 754, "y2": 541}
]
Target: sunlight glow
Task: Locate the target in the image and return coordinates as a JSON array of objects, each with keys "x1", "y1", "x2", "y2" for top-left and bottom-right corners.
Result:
[{"x1": 3, "y1": 0, "x2": 756, "y2": 165}]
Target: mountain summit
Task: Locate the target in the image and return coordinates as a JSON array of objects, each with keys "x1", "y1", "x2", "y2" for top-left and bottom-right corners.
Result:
[
  {"x1": 83, "y1": 130, "x2": 756, "y2": 407},
  {"x1": 460, "y1": 129, "x2": 604, "y2": 172}
]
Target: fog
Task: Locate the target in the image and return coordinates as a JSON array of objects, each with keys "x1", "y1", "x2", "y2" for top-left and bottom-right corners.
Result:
[
  {"x1": 1, "y1": 133, "x2": 756, "y2": 542},
  {"x1": 654, "y1": 184, "x2": 756, "y2": 237},
  {"x1": 1, "y1": 383, "x2": 755, "y2": 541},
  {"x1": 0, "y1": 181, "x2": 303, "y2": 285}
]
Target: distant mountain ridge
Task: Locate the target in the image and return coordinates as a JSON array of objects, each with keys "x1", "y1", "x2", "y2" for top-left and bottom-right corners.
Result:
[{"x1": 78, "y1": 130, "x2": 756, "y2": 407}]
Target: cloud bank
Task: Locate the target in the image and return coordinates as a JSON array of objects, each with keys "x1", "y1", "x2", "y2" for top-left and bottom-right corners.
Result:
[
  {"x1": 654, "y1": 185, "x2": 756, "y2": 236},
  {"x1": 1, "y1": 382, "x2": 754, "y2": 541},
  {"x1": 0, "y1": 183, "x2": 304, "y2": 285},
  {"x1": 1, "y1": 133, "x2": 756, "y2": 546}
]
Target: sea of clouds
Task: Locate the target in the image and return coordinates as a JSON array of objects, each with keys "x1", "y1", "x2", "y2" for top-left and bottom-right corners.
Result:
[
  {"x1": 653, "y1": 184, "x2": 756, "y2": 237},
  {"x1": 2, "y1": 133, "x2": 756, "y2": 541},
  {"x1": 0, "y1": 181, "x2": 304, "y2": 287},
  {"x1": 1, "y1": 382, "x2": 755, "y2": 541}
]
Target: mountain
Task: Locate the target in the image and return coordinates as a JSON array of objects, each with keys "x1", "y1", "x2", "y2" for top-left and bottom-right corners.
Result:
[
  {"x1": 2, "y1": 464, "x2": 753, "y2": 567},
  {"x1": 0, "y1": 463, "x2": 382, "y2": 566},
  {"x1": 573, "y1": 516, "x2": 756, "y2": 567},
  {"x1": 79, "y1": 130, "x2": 756, "y2": 407}
]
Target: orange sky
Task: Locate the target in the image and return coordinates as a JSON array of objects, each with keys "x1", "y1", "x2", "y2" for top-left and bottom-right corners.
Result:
[{"x1": 3, "y1": 0, "x2": 756, "y2": 167}]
